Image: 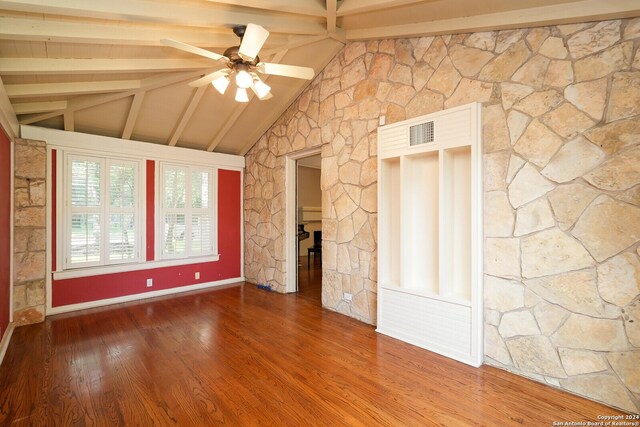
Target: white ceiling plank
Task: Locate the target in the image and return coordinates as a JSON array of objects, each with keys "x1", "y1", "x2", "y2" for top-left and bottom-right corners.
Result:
[
  {"x1": 238, "y1": 42, "x2": 343, "y2": 156},
  {"x1": 205, "y1": 0, "x2": 326, "y2": 17},
  {"x1": 326, "y1": 0, "x2": 337, "y2": 33},
  {"x1": 337, "y1": 0, "x2": 427, "y2": 16},
  {"x1": 63, "y1": 111, "x2": 74, "y2": 131},
  {"x1": 6, "y1": 80, "x2": 142, "y2": 99},
  {"x1": 19, "y1": 70, "x2": 208, "y2": 124},
  {"x1": 0, "y1": 76, "x2": 19, "y2": 139},
  {"x1": 345, "y1": 0, "x2": 640, "y2": 39},
  {"x1": 0, "y1": 0, "x2": 326, "y2": 35},
  {"x1": 206, "y1": 51, "x2": 288, "y2": 152},
  {"x1": 122, "y1": 92, "x2": 145, "y2": 140},
  {"x1": 0, "y1": 58, "x2": 215, "y2": 75},
  {"x1": 13, "y1": 100, "x2": 67, "y2": 114},
  {"x1": 168, "y1": 85, "x2": 207, "y2": 146},
  {"x1": 0, "y1": 16, "x2": 244, "y2": 47}
]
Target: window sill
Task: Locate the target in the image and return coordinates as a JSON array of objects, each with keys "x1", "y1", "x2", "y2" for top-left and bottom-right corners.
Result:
[{"x1": 53, "y1": 254, "x2": 220, "y2": 280}]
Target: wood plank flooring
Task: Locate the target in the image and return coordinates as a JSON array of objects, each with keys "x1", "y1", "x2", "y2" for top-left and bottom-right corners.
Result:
[
  {"x1": 297, "y1": 256, "x2": 322, "y2": 305},
  {"x1": 0, "y1": 283, "x2": 624, "y2": 426}
]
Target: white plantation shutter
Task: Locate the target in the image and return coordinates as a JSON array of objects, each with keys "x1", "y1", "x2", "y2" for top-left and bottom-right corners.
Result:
[
  {"x1": 70, "y1": 213, "x2": 101, "y2": 264},
  {"x1": 160, "y1": 164, "x2": 215, "y2": 258},
  {"x1": 69, "y1": 158, "x2": 103, "y2": 267},
  {"x1": 190, "y1": 170, "x2": 211, "y2": 255},
  {"x1": 65, "y1": 155, "x2": 140, "y2": 269},
  {"x1": 164, "y1": 213, "x2": 186, "y2": 256},
  {"x1": 109, "y1": 161, "x2": 137, "y2": 262}
]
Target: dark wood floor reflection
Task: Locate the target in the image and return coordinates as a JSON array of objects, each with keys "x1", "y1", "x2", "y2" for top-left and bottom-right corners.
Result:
[
  {"x1": 297, "y1": 255, "x2": 322, "y2": 305},
  {"x1": 0, "y1": 283, "x2": 623, "y2": 426}
]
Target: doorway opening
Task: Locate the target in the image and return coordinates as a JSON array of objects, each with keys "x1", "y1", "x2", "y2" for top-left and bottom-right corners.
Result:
[
  {"x1": 296, "y1": 154, "x2": 322, "y2": 305},
  {"x1": 284, "y1": 147, "x2": 322, "y2": 305}
]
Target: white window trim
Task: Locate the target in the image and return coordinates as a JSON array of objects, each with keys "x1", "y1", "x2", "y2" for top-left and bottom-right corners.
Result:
[
  {"x1": 53, "y1": 254, "x2": 220, "y2": 280},
  {"x1": 62, "y1": 152, "x2": 145, "y2": 270},
  {"x1": 158, "y1": 162, "x2": 219, "y2": 260}
]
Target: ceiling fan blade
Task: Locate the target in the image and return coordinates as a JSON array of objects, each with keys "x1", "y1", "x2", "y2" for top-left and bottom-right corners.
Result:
[
  {"x1": 239, "y1": 23, "x2": 270, "y2": 61},
  {"x1": 189, "y1": 69, "x2": 230, "y2": 87},
  {"x1": 259, "y1": 62, "x2": 315, "y2": 80},
  {"x1": 161, "y1": 38, "x2": 228, "y2": 63}
]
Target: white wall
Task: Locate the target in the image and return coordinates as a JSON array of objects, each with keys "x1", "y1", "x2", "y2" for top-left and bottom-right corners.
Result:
[{"x1": 297, "y1": 165, "x2": 321, "y2": 255}]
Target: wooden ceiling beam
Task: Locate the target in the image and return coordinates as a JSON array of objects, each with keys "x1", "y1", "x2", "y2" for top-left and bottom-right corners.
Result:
[
  {"x1": 0, "y1": 58, "x2": 215, "y2": 75},
  {"x1": 5, "y1": 80, "x2": 142, "y2": 99},
  {"x1": 0, "y1": 76, "x2": 19, "y2": 139},
  {"x1": 345, "y1": 0, "x2": 640, "y2": 39},
  {"x1": 206, "y1": 51, "x2": 288, "y2": 152},
  {"x1": 13, "y1": 100, "x2": 67, "y2": 114},
  {"x1": 328, "y1": 28, "x2": 347, "y2": 43},
  {"x1": 63, "y1": 112, "x2": 74, "y2": 132},
  {"x1": 168, "y1": 85, "x2": 207, "y2": 146},
  {"x1": 337, "y1": 0, "x2": 427, "y2": 17},
  {"x1": 0, "y1": 16, "x2": 243, "y2": 48},
  {"x1": 0, "y1": 0, "x2": 326, "y2": 35},
  {"x1": 204, "y1": 0, "x2": 326, "y2": 17},
  {"x1": 19, "y1": 70, "x2": 207, "y2": 124},
  {"x1": 326, "y1": 0, "x2": 337, "y2": 33},
  {"x1": 122, "y1": 92, "x2": 145, "y2": 140}
]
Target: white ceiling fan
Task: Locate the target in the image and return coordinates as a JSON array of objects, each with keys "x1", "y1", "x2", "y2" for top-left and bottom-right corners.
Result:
[{"x1": 161, "y1": 24, "x2": 315, "y2": 102}]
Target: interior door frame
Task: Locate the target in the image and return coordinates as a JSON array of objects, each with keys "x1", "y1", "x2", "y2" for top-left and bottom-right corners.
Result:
[{"x1": 284, "y1": 147, "x2": 321, "y2": 293}]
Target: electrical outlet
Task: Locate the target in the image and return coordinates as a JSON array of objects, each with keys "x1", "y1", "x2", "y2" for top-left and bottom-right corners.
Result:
[
  {"x1": 195, "y1": 272, "x2": 200, "y2": 280},
  {"x1": 343, "y1": 292, "x2": 353, "y2": 302},
  {"x1": 146, "y1": 278, "x2": 153, "y2": 287},
  {"x1": 379, "y1": 115, "x2": 386, "y2": 126}
]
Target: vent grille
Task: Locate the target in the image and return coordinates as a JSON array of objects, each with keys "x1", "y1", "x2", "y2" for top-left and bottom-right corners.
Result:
[{"x1": 409, "y1": 121, "x2": 434, "y2": 146}]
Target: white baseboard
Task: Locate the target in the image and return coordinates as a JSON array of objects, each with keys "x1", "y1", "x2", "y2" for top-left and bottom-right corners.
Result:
[
  {"x1": 47, "y1": 276, "x2": 245, "y2": 316},
  {"x1": 0, "y1": 323, "x2": 15, "y2": 367}
]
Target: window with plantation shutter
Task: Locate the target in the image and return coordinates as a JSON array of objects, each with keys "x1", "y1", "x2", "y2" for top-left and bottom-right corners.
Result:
[
  {"x1": 64, "y1": 155, "x2": 140, "y2": 269},
  {"x1": 160, "y1": 163, "x2": 216, "y2": 259}
]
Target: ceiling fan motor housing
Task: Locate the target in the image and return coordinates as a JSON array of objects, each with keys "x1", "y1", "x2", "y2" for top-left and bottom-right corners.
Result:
[{"x1": 225, "y1": 25, "x2": 260, "y2": 66}]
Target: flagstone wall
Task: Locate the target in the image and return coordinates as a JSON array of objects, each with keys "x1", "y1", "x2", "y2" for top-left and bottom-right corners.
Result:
[{"x1": 244, "y1": 18, "x2": 640, "y2": 412}]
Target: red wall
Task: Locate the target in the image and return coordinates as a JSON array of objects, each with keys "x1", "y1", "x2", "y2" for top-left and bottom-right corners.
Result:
[
  {"x1": 52, "y1": 159, "x2": 242, "y2": 308},
  {"x1": 0, "y1": 127, "x2": 10, "y2": 339}
]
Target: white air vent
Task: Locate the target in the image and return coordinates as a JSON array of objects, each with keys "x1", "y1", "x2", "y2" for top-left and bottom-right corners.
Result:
[{"x1": 409, "y1": 121, "x2": 434, "y2": 146}]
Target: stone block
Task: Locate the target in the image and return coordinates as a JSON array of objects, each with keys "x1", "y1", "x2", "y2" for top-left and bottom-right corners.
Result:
[
  {"x1": 572, "y1": 195, "x2": 640, "y2": 262},
  {"x1": 15, "y1": 251, "x2": 46, "y2": 282},
  {"x1": 541, "y1": 136, "x2": 606, "y2": 183},
  {"x1": 498, "y1": 310, "x2": 540, "y2": 338},
  {"x1": 567, "y1": 20, "x2": 621, "y2": 59},
  {"x1": 485, "y1": 238, "x2": 520, "y2": 279},
  {"x1": 597, "y1": 253, "x2": 640, "y2": 307},
  {"x1": 552, "y1": 314, "x2": 627, "y2": 351},
  {"x1": 484, "y1": 275, "x2": 524, "y2": 311},
  {"x1": 521, "y1": 229, "x2": 594, "y2": 278},
  {"x1": 558, "y1": 349, "x2": 607, "y2": 376},
  {"x1": 506, "y1": 335, "x2": 566, "y2": 378},
  {"x1": 14, "y1": 142, "x2": 46, "y2": 179},
  {"x1": 561, "y1": 374, "x2": 637, "y2": 413}
]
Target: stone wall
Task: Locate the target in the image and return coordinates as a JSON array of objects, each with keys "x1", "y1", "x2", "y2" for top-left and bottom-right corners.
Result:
[
  {"x1": 244, "y1": 18, "x2": 640, "y2": 411},
  {"x1": 13, "y1": 138, "x2": 46, "y2": 325}
]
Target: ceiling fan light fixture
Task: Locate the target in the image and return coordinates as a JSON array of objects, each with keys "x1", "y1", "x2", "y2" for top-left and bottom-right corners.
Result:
[
  {"x1": 235, "y1": 70, "x2": 253, "y2": 89},
  {"x1": 235, "y1": 87, "x2": 249, "y2": 102},
  {"x1": 253, "y1": 78, "x2": 271, "y2": 99},
  {"x1": 211, "y1": 75, "x2": 230, "y2": 94}
]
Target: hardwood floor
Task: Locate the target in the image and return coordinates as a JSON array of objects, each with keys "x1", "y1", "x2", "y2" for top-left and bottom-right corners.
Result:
[
  {"x1": 297, "y1": 256, "x2": 322, "y2": 305},
  {"x1": 0, "y1": 283, "x2": 623, "y2": 426}
]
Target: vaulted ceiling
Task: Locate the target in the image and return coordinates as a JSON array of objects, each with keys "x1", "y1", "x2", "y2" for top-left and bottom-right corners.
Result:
[{"x1": 0, "y1": 0, "x2": 638, "y2": 155}]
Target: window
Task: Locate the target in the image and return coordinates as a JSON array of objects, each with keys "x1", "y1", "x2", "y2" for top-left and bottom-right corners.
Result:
[
  {"x1": 160, "y1": 163, "x2": 217, "y2": 259},
  {"x1": 65, "y1": 155, "x2": 140, "y2": 269}
]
